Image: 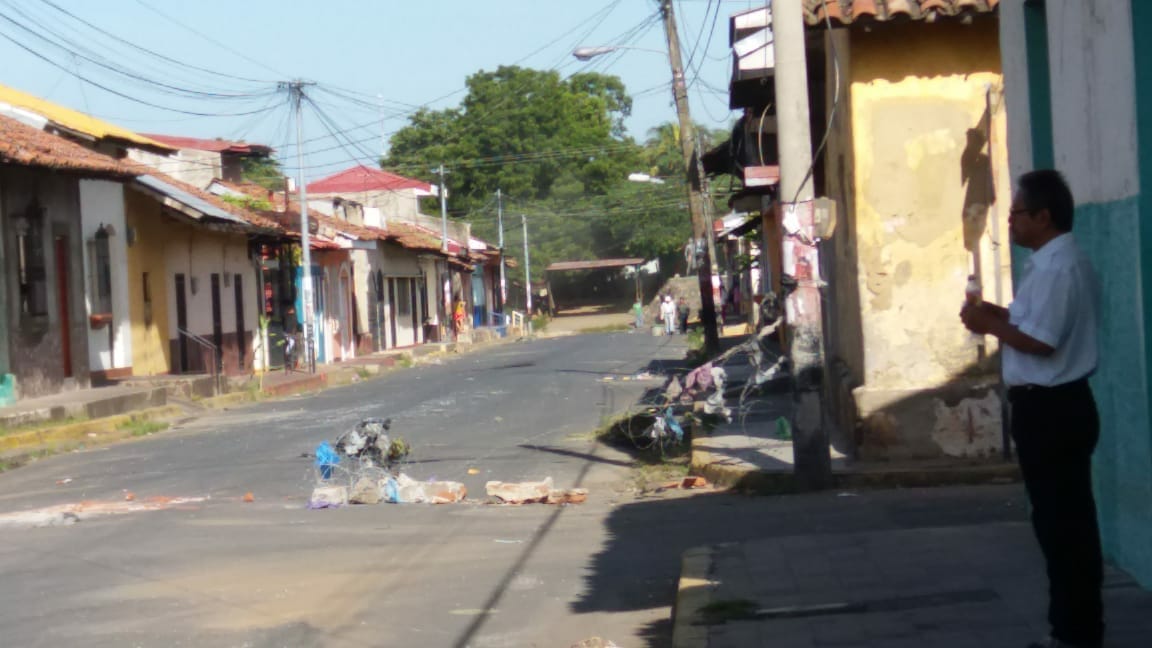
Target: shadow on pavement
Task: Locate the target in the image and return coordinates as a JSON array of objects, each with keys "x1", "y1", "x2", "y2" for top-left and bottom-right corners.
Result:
[{"x1": 570, "y1": 484, "x2": 1030, "y2": 647}]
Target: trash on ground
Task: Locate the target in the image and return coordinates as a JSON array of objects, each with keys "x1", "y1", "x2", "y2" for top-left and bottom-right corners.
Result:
[
  {"x1": 376, "y1": 473, "x2": 467, "y2": 504},
  {"x1": 242, "y1": 492, "x2": 255, "y2": 503},
  {"x1": 837, "y1": 492, "x2": 858, "y2": 497},
  {"x1": 467, "y1": 468, "x2": 480, "y2": 475},
  {"x1": 774, "y1": 417, "x2": 793, "y2": 440},
  {"x1": 123, "y1": 491, "x2": 135, "y2": 502},
  {"x1": 309, "y1": 485, "x2": 348, "y2": 509},
  {"x1": 314, "y1": 441, "x2": 340, "y2": 480},
  {"x1": 55, "y1": 478, "x2": 73, "y2": 486},
  {"x1": 486, "y1": 477, "x2": 588, "y2": 505},
  {"x1": 494, "y1": 538, "x2": 524, "y2": 544},
  {"x1": 334, "y1": 417, "x2": 409, "y2": 468}
]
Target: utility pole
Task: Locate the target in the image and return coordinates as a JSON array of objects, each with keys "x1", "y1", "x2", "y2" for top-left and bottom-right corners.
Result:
[
  {"x1": 434, "y1": 164, "x2": 450, "y2": 252},
  {"x1": 287, "y1": 80, "x2": 317, "y2": 373},
  {"x1": 660, "y1": 0, "x2": 719, "y2": 354},
  {"x1": 496, "y1": 189, "x2": 506, "y2": 314},
  {"x1": 773, "y1": 0, "x2": 830, "y2": 490},
  {"x1": 522, "y1": 214, "x2": 532, "y2": 322}
]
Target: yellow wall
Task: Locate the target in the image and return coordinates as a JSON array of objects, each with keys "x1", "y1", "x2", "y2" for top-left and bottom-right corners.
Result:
[
  {"x1": 124, "y1": 188, "x2": 171, "y2": 375},
  {"x1": 827, "y1": 19, "x2": 1015, "y2": 458}
]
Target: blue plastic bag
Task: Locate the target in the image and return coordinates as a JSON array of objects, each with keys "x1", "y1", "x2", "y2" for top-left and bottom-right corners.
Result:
[
  {"x1": 315, "y1": 441, "x2": 340, "y2": 480},
  {"x1": 383, "y1": 476, "x2": 400, "y2": 503}
]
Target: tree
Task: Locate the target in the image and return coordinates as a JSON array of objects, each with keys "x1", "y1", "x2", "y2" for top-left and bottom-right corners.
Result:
[{"x1": 241, "y1": 156, "x2": 285, "y2": 192}]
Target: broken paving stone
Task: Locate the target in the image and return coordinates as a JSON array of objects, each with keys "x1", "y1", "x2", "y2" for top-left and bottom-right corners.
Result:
[
  {"x1": 349, "y1": 478, "x2": 381, "y2": 505},
  {"x1": 486, "y1": 477, "x2": 554, "y2": 504},
  {"x1": 570, "y1": 638, "x2": 621, "y2": 648},
  {"x1": 309, "y1": 485, "x2": 348, "y2": 509},
  {"x1": 424, "y1": 481, "x2": 467, "y2": 504},
  {"x1": 681, "y1": 476, "x2": 710, "y2": 489},
  {"x1": 546, "y1": 488, "x2": 589, "y2": 505}
]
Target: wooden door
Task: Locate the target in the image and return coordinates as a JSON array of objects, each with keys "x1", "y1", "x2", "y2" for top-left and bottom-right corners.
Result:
[{"x1": 54, "y1": 236, "x2": 72, "y2": 377}]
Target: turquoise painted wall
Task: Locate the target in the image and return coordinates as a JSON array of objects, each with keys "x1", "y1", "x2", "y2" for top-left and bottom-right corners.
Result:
[
  {"x1": 1119, "y1": 0, "x2": 1152, "y2": 588},
  {"x1": 1077, "y1": 197, "x2": 1152, "y2": 587}
]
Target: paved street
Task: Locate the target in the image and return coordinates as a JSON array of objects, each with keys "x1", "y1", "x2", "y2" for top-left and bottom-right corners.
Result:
[{"x1": 0, "y1": 332, "x2": 1043, "y2": 648}]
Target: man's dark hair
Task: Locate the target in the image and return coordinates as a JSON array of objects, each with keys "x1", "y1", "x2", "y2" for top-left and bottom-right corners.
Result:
[{"x1": 1017, "y1": 169, "x2": 1075, "y2": 232}]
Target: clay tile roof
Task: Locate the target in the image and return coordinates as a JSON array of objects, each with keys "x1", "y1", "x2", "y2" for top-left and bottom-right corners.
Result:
[
  {"x1": 0, "y1": 113, "x2": 140, "y2": 177},
  {"x1": 306, "y1": 164, "x2": 434, "y2": 195},
  {"x1": 803, "y1": 0, "x2": 998, "y2": 27},
  {"x1": 148, "y1": 172, "x2": 282, "y2": 231},
  {"x1": 142, "y1": 133, "x2": 273, "y2": 155}
]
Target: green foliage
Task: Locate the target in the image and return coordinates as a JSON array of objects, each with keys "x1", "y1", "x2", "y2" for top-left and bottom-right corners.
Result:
[
  {"x1": 241, "y1": 156, "x2": 286, "y2": 192},
  {"x1": 384, "y1": 64, "x2": 732, "y2": 286},
  {"x1": 220, "y1": 194, "x2": 274, "y2": 212}
]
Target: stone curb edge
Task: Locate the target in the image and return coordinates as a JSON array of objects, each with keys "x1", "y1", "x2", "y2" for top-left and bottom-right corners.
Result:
[
  {"x1": 671, "y1": 545, "x2": 717, "y2": 648},
  {"x1": 691, "y1": 437, "x2": 1021, "y2": 493},
  {"x1": 0, "y1": 404, "x2": 185, "y2": 459}
]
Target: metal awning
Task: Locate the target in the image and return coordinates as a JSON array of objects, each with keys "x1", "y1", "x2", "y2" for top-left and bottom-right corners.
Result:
[
  {"x1": 134, "y1": 175, "x2": 246, "y2": 224},
  {"x1": 545, "y1": 258, "x2": 645, "y2": 272}
]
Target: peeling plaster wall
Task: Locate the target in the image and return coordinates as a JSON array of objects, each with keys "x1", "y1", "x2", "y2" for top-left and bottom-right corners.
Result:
[
  {"x1": 0, "y1": 169, "x2": 90, "y2": 398},
  {"x1": 838, "y1": 20, "x2": 1013, "y2": 459}
]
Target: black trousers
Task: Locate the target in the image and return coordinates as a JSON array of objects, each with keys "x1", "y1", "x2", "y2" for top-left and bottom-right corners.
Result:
[{"x1": 1009, "y1": 378, "x2": 1104, "y2": 645}]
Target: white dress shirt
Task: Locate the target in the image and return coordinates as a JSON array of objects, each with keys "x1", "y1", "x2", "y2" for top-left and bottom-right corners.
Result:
[{"x1": 1003, "y1": 233, "x2": 1100, "y2": 387}]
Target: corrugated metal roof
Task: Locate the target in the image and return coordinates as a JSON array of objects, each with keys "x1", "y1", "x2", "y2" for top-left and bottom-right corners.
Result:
[
  {"x1": 0, "y1": 83, "x2": 174, "y2": 151},
  {"x1": 803, "y1": 0, "x2": 999, "y2": 26},
  {"x1": 546, "y1": 258, "x2": 646, "y2": 272},
  {"x1": 136, "y1": 175, "x2": 247, "y2": 224}
]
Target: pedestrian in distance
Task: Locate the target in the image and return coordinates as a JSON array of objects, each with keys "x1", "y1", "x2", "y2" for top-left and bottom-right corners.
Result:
[
  {"x1": 660, "y1": 295, "x2": 676, "y2": 336},
  {"x1": 960, "y1": 169, "x2": 1104, "y2": 648},
  {"x1": 677, "y1": 296, "x2": 690, "y2": 334},
  {"x1": 632, "y1": 298, "x2": 645, "y2": 330}
]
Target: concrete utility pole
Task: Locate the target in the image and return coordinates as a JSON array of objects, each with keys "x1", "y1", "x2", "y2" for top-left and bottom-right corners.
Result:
[
  {"x1": 660, "y1": 0, "x2": 720, "y2": 354},
  {"x1": 434, "y1": 164, "x2": 450, "y2": 252},
  {"x1": 496, "y1": 189, "x2": 506, "y2": 314},
  {"x1": 288, "y1": 80, "x2": 317, "y2": 373},
  {"x1": 773, "y1": 0, "x2": 831, "y2": 490},
  {"x1": 522, "y1": 215, "x2": 532, "y2": 320}
]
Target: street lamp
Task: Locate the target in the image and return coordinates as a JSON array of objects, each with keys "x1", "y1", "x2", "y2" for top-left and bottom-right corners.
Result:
[
  {"x1": 573, "y1": 10, "x2": 722, "y2": 354},
  {"x1": 628, "y1": 172, "x2": 666, "y2": 185},
  {"x1": 572, "y1": 45, "x2": 667, "y2": 61}
]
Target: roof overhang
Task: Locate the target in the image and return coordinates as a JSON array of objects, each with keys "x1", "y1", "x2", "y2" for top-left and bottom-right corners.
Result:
[
  {"x1": 546, "y1": 258, "x2": 646, "y2": 272},
  {"x1": 133, "y1": 174, "x2": 246, "y2": 224}
]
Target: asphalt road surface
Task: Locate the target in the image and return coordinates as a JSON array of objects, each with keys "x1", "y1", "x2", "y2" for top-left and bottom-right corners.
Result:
[{"x1": 0, "y1": 332, "x2": 1028, "y2": 648}]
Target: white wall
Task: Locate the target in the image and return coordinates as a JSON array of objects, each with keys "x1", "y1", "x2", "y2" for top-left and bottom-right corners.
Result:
[
  {"x1": 164, "y1": 232, "x2": 257, "y2": 357},
  {"x1": 79, "y1": 179, "x2": 131, "y2": 373},
  {"x1": 128, "y1": 148, "x2": 222, "y2": 190},
  {"x1": 1048, "y1": 0, "x2": 1139, "y2": 202}
]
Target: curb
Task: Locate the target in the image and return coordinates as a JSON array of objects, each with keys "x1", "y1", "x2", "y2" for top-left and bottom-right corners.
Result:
[
  {"x1": 0, "y1": 404, "x2": 184, "y2": 460},
  {"x1": 671, "y1": 546, "x2": 717, "y2": 648},
  {"x1": 691, "y1": 438, "x2": 1021, "y2": 493}
]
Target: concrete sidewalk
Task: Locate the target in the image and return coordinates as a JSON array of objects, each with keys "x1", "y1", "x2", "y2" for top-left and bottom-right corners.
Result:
[{"x1": 673, "y1": 521, "x2": 1152, "y2": 648}]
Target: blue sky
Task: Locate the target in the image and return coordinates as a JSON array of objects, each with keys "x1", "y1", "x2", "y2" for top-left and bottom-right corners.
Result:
[{"x1": 0, "y1": 0, "x2": 758, "y2": 181}]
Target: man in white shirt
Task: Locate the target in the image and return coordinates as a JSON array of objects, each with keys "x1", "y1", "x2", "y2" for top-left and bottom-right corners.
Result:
[{"x1": 961, "y1": 170, "x2": 1103, "y2": 648}]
